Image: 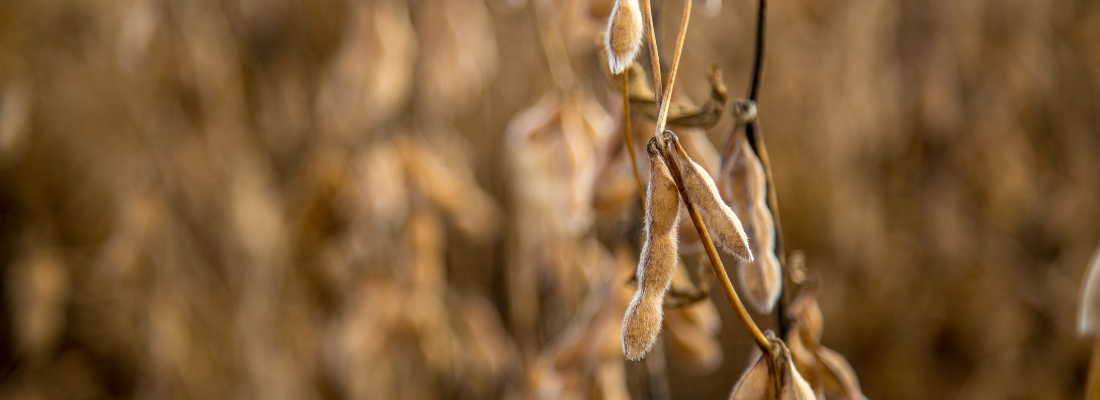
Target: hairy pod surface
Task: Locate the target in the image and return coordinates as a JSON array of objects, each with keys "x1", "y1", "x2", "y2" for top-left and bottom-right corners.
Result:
[
  {"x1": 664, "y1": 131, "x2": 753, "y2": 262},
  {"x1": 719, "y1": 134, "x2": 781, "y2": 312},
  {"x1": 622, "y1": 138, "x2": 681, "y2": 360},
  {"x1": 604, "y1": 0, "x2": 644, "y2": 74}
]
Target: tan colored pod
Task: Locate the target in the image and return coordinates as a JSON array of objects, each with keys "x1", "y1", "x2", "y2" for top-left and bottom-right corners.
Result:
[
  {"x1": 622, "y1": 138, "x2": 681, "y2": 360},
  {"x1": 664, "y1": 131, "x2": 753, "y2": 262},
  {"x1": 817, "y1": 347, "x2": 868, "y2": 400},
  {"x1": 719, "y1": 133, "x2": 781, "y2": 312},
  {"x1": 604, "y1": 0, "x2": 644, "y2": 74},
  {"x1": 728, "y1": 335, "x2": 815, "y2": 400}
]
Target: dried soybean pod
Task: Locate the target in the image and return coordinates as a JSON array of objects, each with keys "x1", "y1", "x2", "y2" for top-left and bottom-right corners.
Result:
[
  {"x1": 622, "y1": 138, "x2": 681, "y2": 360},
  {"x1": 604, "y1": 0, "x2": 644, "y2": 74},
  {"x1": 663, "y1": 130, "x2": 753, "y2": 262},
  {"x1": 719, "y1": 132, "x2": 781, "y2": 313},
  {"x1": 817, "y1": 347, "x2": 868, "y2": 400},
  {"x1": 729, "y1": 334, "x2": 815, "y2": 400}
]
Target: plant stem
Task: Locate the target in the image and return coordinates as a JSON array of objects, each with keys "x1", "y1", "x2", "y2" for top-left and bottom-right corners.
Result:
[
  {"x1": 645, "y1": 0, "x2": 771, "y2": 353},
  {"x1": 738, "y1": 0, "x2": 792, "y2": 338},
  {"x1": 747, "y1": 0, "x2": 767, "y2": 101},
  {"x1": 653, "y1": 0, "x2": 690, "y2": 145},
  {"x1": 665, "y1": 133, "x2": 772, "y2": 354},
  {"x1": 743, "y1": 0, "x2": 781, "y2": 270},
  {"x1": 623, "y1": 73, "x2": 646, "y2": 211},
  {"x1": 641, "y1": 0, "x2": 663, "y2": 108}
]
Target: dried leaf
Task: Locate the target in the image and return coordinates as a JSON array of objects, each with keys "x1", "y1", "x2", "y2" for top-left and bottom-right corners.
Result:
[
  {"x1": 622, "y1": 138, "x2": 681, "y2": 360},
  {"x1": 664, "y1": 131, "x2": 753, "y2": 262},
  {"x1": 719, "y1": 132, "x2": 781, "y2": 312},
  {"x1": 666, "y1": 64, "x2": 728, "y2": 128},
  {"x1": 604, "y1": 0, "x2": 644, "y2": 74},
  {"x1": 628, "y1": 65, "x2": 728, "y2": 129}
]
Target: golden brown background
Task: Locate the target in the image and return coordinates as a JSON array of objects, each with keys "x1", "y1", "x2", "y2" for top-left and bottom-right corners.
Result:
[{"x1": 0, "y1": 0, "x2": 1098, "y2": 399}]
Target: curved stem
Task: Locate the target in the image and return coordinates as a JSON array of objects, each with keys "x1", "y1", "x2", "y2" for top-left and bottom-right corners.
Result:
[
  {"x1": 665, "y1": 134, "x2": 772, "y2": 354},
  {"x1": 738, "y1": 0, "x2": 792, "y2": 339}
]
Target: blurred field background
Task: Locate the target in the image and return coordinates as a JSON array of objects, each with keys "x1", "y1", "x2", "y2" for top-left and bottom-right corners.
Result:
[{"x1": 1, "y1": 0, "x2": 1099, "y2": 399}]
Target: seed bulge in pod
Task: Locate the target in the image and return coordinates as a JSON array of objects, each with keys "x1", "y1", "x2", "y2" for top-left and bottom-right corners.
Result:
[
  {"x1": 664, "y1": 130, "x2": 753, "y2": 262},
  {"x1": 622, "y1": 137, "x2": 681, "y2": 360}
]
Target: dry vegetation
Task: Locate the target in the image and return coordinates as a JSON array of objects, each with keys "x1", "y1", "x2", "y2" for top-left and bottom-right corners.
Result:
[{"x1": 1, "y1": 0, "x2": 1099, "y2": 399}]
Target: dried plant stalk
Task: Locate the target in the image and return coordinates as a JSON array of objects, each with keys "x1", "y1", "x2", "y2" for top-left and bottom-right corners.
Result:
[
  {"x1": 627, "y1": 64, "x2": 729, "y2": 129},
  {"x1": 652, "y1": 0, "x2": 691, "y2": 142},
  {"x1": 604, "y1": 0, "x2": 644, "y2": 74},
  {"x1": 656, "y1": 132, "x2": 771, "y2": 354},
  {"x1": 720, "y1": 132, "x2": 781, "y2": 312},
  {"x1": 622, "y1": 138, "x2": 682, "y2": 360},
  {"x1": 664, "y1": 131, "x2": 753, "y2": 262}
]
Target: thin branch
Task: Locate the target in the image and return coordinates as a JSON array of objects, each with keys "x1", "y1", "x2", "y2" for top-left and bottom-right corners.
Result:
[
  {"x1": 647, "y1": 0, "x2": 771, "y2": 353},
  {"x1": 747, "y1": 0, "x2": 766, "y2": 101},
  {"x1": 623, "y1": 72, "x2": 646, "y2": 211},
  {"x1": 738, "y1": 0, "x2": 792, "y2": 338},
  {"x1": 653, "y1": 0, "x2": 691, "y2": 146},
  {"x1": 753, "y1": 122, "x2": 790, "y2": 337},
  {"x1": 641, "y1": 0, "x2": 662, "y2": 107},
  {"x1": 664, "y1": 132, "x2": 772, "y2": 353}
]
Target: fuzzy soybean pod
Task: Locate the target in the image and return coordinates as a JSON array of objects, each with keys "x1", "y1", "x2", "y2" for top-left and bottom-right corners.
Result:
[
  {"x1": 664, "y1": 131, "x2": 754, "y2": 262},
  {"x1": 622, "y1": 138, "x2": 681, "y2": 360},
  {"x1": 604, "y1": 0, "x2": 644, "y2": 74},
  {"x1": 720, "y1": 133, "x2": 782, "y2": 313}
]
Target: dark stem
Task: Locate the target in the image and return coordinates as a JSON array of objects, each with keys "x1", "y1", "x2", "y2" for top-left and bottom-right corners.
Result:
[
  {"x1": 740, "y1": 0, "x2": 792, "y2": 339},
  {"x1": 747, "y1": 0, "x2": 766, "y2": 101}
]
